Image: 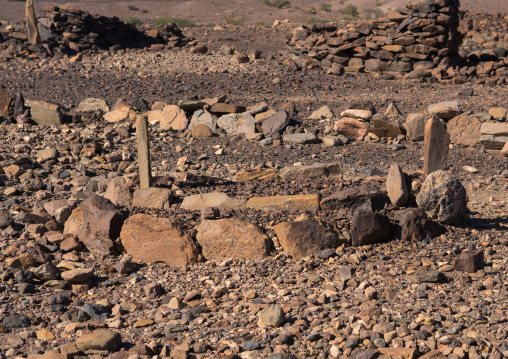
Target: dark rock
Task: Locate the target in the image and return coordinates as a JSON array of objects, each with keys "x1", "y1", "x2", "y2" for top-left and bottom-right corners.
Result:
[
  {"x1": 351, "y1": 211, "x2": 392, "y2": 246},
  {"x1": 320, "y1": 186, "x2": 389, "y2": 212},
  {"x1": 454, "y1": 250, "x2": 484, "y2": 273},
  {"x1": 2, "y1": 314, "x2": 31, "y2": 328},
  {"x1": 394, "y1": 208, "x2": 445, "y2": 241}
]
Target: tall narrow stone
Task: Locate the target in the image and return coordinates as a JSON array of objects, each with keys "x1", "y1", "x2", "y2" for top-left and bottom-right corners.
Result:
[
  {"x1": 136, "y1": 115, "x2": 152, "y2": 189},
  {"x1": 424, "y1": 115, "x2": 449, "y2": 175},
  {"x1": 386, "y1": 163, "x2": 409, "y2": 207},
  {"x1": 25, "y1": 0, "x2": 41, "y2": 45}
]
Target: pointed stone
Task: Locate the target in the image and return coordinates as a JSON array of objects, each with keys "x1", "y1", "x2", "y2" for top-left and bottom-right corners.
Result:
[
  {"x1": 424, "y1": 116, "x2": 449, "y2": 175},
  {"x1": 384, "y1": 102, "x2": 403, "y2": 118},
  {"x1": 386, "y1": 163, "x2": 409, "y2": 207}
]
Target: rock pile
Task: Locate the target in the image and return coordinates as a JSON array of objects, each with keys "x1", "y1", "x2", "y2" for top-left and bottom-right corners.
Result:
[
  {"x1": 0, "y1": 5, "x2": 191, "y2": 60},
  {"x1": 283, "y1": 0, "x2": 508, "y2": 83}
]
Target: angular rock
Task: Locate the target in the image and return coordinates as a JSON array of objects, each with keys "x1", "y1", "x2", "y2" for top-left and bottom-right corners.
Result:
[
  {"x1": 192, "y1": 124, "x2": 214, "y2": 138},
  {"x1": 181, "y1": 192, "x2": 247, "y2": 211},
  {"x1": 480, "y1": 122, "x2": 508, "y2": 136},
  {"x1": 210, "y1": 103, "x2": 246, "y2": 114},
  {"x1": 273, "y1": 219, "x2": 339, "y2": 258},
  {"x1": 262, "y1": 110, "x2": 289, "y2": 136},
  {"x1": 394, "y1": 208, "x2": 445, "y2": 242},
  {"x1": 351, "y1": 211, "x2": 392, "y2": 247},
  {"x1": 78, "y1": 195, "x2": 124, "y2": 257},
  {"x1": 488, "y1": 107, "x2": 507, "y2": 121},
  {"x1": 405, "y1": 113, "x2": 427, "y2": 141},
  {"x1": 159, "y1": 105, "x2": 189, "y2": 130},
  {"x1": 447, "y1": 114, "x2": 481, "y2": 146},
  {"x1": 189, "y1": 109, "x2": 217, "y2": 130},
  {"x1": 61, "y1": 268, "x2": 93, "y2": 284},
  {"x1": 0, "y1": 88, "x2": 13, "y2": 118},
  {"x1": 104, "y1": 177, "x2": 132, "y2": 207},
  {"x1": 413, "y1": 269, "x2": 445, "y2": 283},
  {"x1": 258, "y1": 305, "x2": 285, "y2": 327},
  {"x1": 120, "y1": 214, "x2": 200, "y2": 266},
  {"x1": 75, "y1": 330, "x2": 122, "y2": 353},
  {"x1": 341, "y1": 109, "x2": 372, "y2": 120},
  {"x1": 247, "y1": 194, "x2": 320, "y2": 212},
  {"x1": 235, "y1": 168, "x2": 279, "y2": 182},
  {"x1": 428, "y1": 101, "x2": 460, "y2": 120},
  {"x1": 416, "y1": 170, "x2": 467, "y2": 224},
  {"x1": 320, "y1": 186, "x2": 389, "y2": 212},
  {"x1": 103, "y1": 110, "x2": 131, "y2": 123},
  {"x1": 196, "y1": 218, "x2": 271, "y2": 261},
  {"x1": 282, "y1": 132, "x2": 319, "y2": 144},
  {"x1": 280, "y1": 163, "x2": 341, "y2": 180},
  {"x1": 370, "y1": 116, "x2": 404, "y2": 139},
  {"x1": 424, "y1": 115, "x2": 450, "y2": 175},
  {"x1": 309, "y1": 105, "x2": 334, "y2": 120},
  {"x1": 217, "y1": 113, "x2": 255, "y2": 135},
  {"x1": 479, "y1": 135, "x2": 508, "y2": 150},
  {"x1": 78, "y1": 98, "x2": 109, "y2": 112},
  {"x1": 2, "y1": 314, "x2": 31, "y2": 329},
  {"x1": 386, "y1": 163, "x2": 408, "y2": 206},
  {"x1": 333, "y1": 118, "x2": 369, "y2": 140},
  {"x1": 63, "y1": 207, "x2": 84, "y2": 236},
  {"x1": 132, "y1": 187, "x2": 172, "y2": 210},
  {"x1": 26, "y1": 100, "x2": 63, "y2": 126},
  {"x1": 454, "y1": 250, "x2": 484, "y2": 273}
]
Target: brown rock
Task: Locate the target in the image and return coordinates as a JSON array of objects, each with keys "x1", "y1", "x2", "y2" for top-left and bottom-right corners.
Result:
[
  {"x1": 280, "y1": 163, "x2": 341, "y2": 181},
  {"x1": 181, "y1": 192, "x2": 247, "y2": 211},
  {"x1": 502, "y1": 141, "x2": 508, "y2": 157},
  {"x1": 480, "y1": 122, "x2": 508, "y2": 136},
  {"x1": 273, "y1": 220, "x2": 339, "y2": 258},
  {"x1": 405, "y1": 113, "x2": 427, "y2": 141},
  {"x1": 247, "y1": 194, "x2": 320, "y2": 212},
  {"x1": 333, "y1": 118, "x2": 369, "y2": 140},
  {"x1": 454, "y1": 249, "x2": 484, "y2": 273},
  {"x1": 235, "y1": 168, "x2": 279, "y2": 182},
  {"x1": 75, "y1": 330, "x2": 122, "y2": 353},
  {"x1": 132, "y1": 187, "x2": 173, "y2": 210},
  {"x1": 210, "y1": 103, "x2": 246, "y2": 114},
  {"x1": 78, "y1": 195, "x2": 124, "y2": 257},
  {"x1": 0, "y1": 88, "x2": 13, "y2": 118},
  {"x1": 394, "y1": 208, "x2": 445, "y2": 242},
  {"x1": 196, "y1": 218, "x2": 271, "y2": 261},
  {"x1": 120, "y1": 214, "x2": 199, "y2": 266},
  {"x1": 369, "y1": 117, "x2": 404, "y2": 139},
  {"x1": 424, "y1": 116, "x2": 450, "y2": 176},
  {"x1": 63, "y1": 207, "x2": 84, "y2": 236},
  {"x1": 386, "y1": 163, "x2": 409, "y2": 207},
  {"x1": 447, "y1": 114, "x2": 481, "y2": 146},
  {"x1": 61, "y1": 268, "x2": 93, "y2": 283},
  {"x1": 191, "y1": 123, "x2": 213, "y2": 138},
  {"x1": 351, "y1": 211, "x2": 392, "y2": 247},
  {"x1": 320, "y1": 186, "x2": 389, "y2": 212},
  {"x1": 104, "y1": 177, "x2": 132, "y2": 207},
  {"x1": 25, "y1": 100, "x2": 63, "y2": 126}
]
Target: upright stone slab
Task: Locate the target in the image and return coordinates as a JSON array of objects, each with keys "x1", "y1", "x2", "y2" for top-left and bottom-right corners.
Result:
[
  {"x1": 424, "y1": 116, "x2": 449, "y2": 176},
  {"x1": 26, "y1": 0, "x2": 41, "y2": 45},
  {"x1": 25, "y1": 100, "x2": 63, "y2": 125},
  {"x1": 136, "y1": 115, "x2": 152, "y2": 189},
  {"x1": 386, "y1": 163, "x2": 409, "y2": 207},
  {"x1": 0, "y1": 88, "x2": 13, "y2": 118}
]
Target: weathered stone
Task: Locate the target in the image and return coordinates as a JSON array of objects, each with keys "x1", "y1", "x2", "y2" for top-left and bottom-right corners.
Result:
[
  {"x1": 75, "y1": 330, "x2": 122, "y2": 353},
  {"x1": 502, "y1": 141, "x2": 508, "y2": 157},
  {"x1": 78, "y1": 98, "x2": 109, "y2": 112},
  {"x1": 189, "y1": 110, "x2": 217, "y2": 130},
  {"x1": 258, "y1": 305, "x2": 285, "y2": 327},
  {"x1": 78, "y1": 195, "x2": 124, "y2": 257},
  {"x1": 0, "y1": 88, "x2": 13, "y2": 118},
  {"x1": 37, "y1": 148, "x2": 59, "y2": 163},
  {"x1": 488, "y1": 107, "x2": 507, "y2": 121},
  {"x1": 309, "y1": 105, "x2": 334, "y2": 120},
  {"x1": 333, "y1": 118, "x2": 369, "y2": 140},
  {"x1": 428, "y1": 101, "x2": 460, "y2": 120},
  {"x1": 159, "y1": 105, "x2": 189, "y2": 130},
  {"x1": 263, "y1": 110, "x2": 289, "y2": 136},
  {"x1": 120, "y1": 214, "x2": 200, "y2": 266},
  {"x1": 413, "y1": 269, "x2": 445, "y2": 283},
  {"x1": 26, "y1": 100, "x2": 63, "y2": 125},
  {"x1": 370, "y1": 117, "x2": 404, "y2": 139},
  {"x1": 2, "y1": 314, "x2": 31, "y2": 328},
  {"x1": 247, "y1": 194, "x2": 320, "y2": 212},
  {"x1": 351, "y1": 211, "x2": 392, "y2": 247},
  {"x1": 280, "y1": 163, "x2": 341, "y2": 181},
  {"x1": 282, "y1": 132, "x2": 319, "y2": 144},
  {"x1": 424, "y1": 116, "x2": 450, "y2": 175},
  {"x1": 480, "y1": 122, "x2": 508, "y2": 136},
  {"x1": 103, "y1": 110, "x2": 131, "y2": 123},
  {"x1": 320, "y1": 186, "x2": 389, "y2": 212},
  {"x1": 192, "y1": 123, "x2": 214, "y2": 138},
  {"x1": 63, "y1": 207, "x2": 84, "y2": 236},
  {"x1": 273, "y1": 219, "x2": 339, "y2": 258},
  {"x1": 136, "y1": 114, "x2": 152, "y2": 189},
  {"x1": 61, "y1": 268, "x2": 93, "y2": 283},
  {"x1": 235, "y1": 168, "x2": 280, "y2": 182},
  {"x1": 341, "y1": 109, "x2": 372, "y2": 120},
  {"x1": 181, "y1": 192, "x2": 247, "y2": 211},
  {"x1": 394, "y1": 208, "x2": 445, "y2": 242},
  {"x1": 132, "y1": 187, "x2": 172, "y2": 210},
  {"x1": 416, "y1": 170, "x2": 467, "y2": 224},
  {"x1": 386, "y1": 163, "x2": 409, "y2": 206},
  {"x1": 447, "y1": 114, "x2": 481, "y2": 146},
  {"x1": 322, "y1": 136, "x2": 345, "y2": 146},
  {"x1": 217, "y1": 113, "x2": 255, "y2": 135},
  {"x1": 454, "y1": 250, "x2": 484, "y2": 273},
  {"x1": 104, "y1": 177, "x2": 132, "y2": 207},
  {"x1": 196, "y1": 218, "x2": 271, "y2": 261},
  {"x1": 210, "y1": 103, "x2": 246, "y2": 114},
  {"x1": 479, "y1": 135, "x2": 508, "y2": 150}
]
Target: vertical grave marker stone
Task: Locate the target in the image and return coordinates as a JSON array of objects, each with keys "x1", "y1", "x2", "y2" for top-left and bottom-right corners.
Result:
[
  {"x1": 424, "y1": 115, "x2": 450, "y2": 176},
  {"x1": 136, "y1": 115, "x2": 152, "y2": 189}
]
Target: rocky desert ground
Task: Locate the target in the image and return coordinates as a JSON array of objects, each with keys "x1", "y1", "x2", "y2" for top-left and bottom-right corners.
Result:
[{"x1": 0, "y1": 0, "x2": 508, "y2": 359}]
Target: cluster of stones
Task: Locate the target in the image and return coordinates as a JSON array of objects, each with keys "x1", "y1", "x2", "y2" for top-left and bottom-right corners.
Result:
[
  {"x1": 0, "y1": 5, "x2": 190, "y2": 61},
  {"x1": 283, "y1": 0, "x2": 508, "y2": 84}
]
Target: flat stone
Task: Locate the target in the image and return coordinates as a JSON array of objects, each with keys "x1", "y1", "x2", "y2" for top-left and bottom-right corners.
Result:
[
  {"x1": 320, "y1": 186, "x2": 389, "y2": 212},
  {"x1": 26, "y1": 100, "x2": 63, "y2": 126},
  {"x1": 280, "y1": 163, "x2": 341, "y2": 180},
  {"x1": 262, "y1": 110, "x2": 289, "y2": 136},
  {"x1": 333, "y1": 118, "x2": 369, "y2": 140},
  {"x1": 37, "y1": 329, "x2": 55, "y2": 340},
  {"x1": 132, "y1": 187, "x2": 173, "y2": 210},
  {"x1": 273, "y1": 219, "x2": 339, "y2": 258},
  {"x1": 75, "y1": 330, "x2": 122, "y2": 353},
  {"x1": 103, "y1": 110, "x2": 131, "y2": 123},
  {"x1": 196, "y1": 218, "x2": 271, "y2": 261},
  {"x1": 479, "y1": 135, "x2": 508, "y2": 150},
  {"x1": 428, "y1": 101, "x2": 460, "y2": 120},
  {"x1": 322, "y1": 136, "x2": 345, "y2": 146},
  {"x1": 282, "y1": 133, "x2": 319, "y2": 144},
  {"x1": 341, "y1": 109, "x2": 373, "y2": 120},
  {"x1": 120, "y1": 213, "x2": 200, "y2": 266},
  {"x1": 480, "y1": 122, "x2": 508, "y2": 136},
  {"x1": 424, "y1": 115, "x2": 450, "y2": 175},
  {"x1": 78, "y1": 98, "x2": 109, "y2": 112},
  {"x1": 247, "y1": 194, "x2": 320, "y2": 212},
  {"x1": 61, "y1": 268, "x2": 93, "y2": 283},
  {"x1": 386, "y1": 163, "x2": 409, "y2": 207},
  {"x1": 210, "y1": 103, "x2": 246, "y2": 114},
  {"x1": 235, "y1": 168, "x2": 280, "y2": 182},
  {"x1": 447, "y1": 114, "x2": 481, "y2": 146},
  {"x1": 181, "y1": 192, "x2": 247, "y2": 211},
  {"x1": 217, "y1": 113, "x2": 256, "y2": 135},
  {"x1": 413, "y1": 269, "x2": 445, "y2": 283}
]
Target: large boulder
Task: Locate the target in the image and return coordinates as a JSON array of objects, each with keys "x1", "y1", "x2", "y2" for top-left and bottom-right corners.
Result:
[
  {"x1": 120, "y1": 214, "x2": 200, "y2": 266},
  {"x1": 78, "y1": 195, "x2": 124, "y2": 257},
  {"x1": 273, "y1": 219, "x2": 339, "y2": 258},
  {"x1": 195, "y1": 218, "x2": 271, "y2": 261},
  {"x1": 447, "y1": 114, "x2": 481, "y2": 146},
  {"x1": 416, "y1": 170, "x2": 467, "y2": 224},
  {"x1": 320, "y1": 186, "x2": 389, "y2": 212},
  {"x1": 351, "y1": 211, "x2": 392, "y2": 247}
]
